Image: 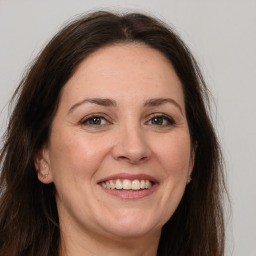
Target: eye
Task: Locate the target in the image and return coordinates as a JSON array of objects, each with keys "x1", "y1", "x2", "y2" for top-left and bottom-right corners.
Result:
[
  {"x1": 80, "y1": 115, "x2": 109, "y2": 126},
  {"x1": 147, "y1": 114, "x2": 176, "y2": 126}
]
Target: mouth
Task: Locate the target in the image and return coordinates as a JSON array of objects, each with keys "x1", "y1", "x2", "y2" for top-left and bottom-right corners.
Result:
[
  {"x1": 100, "y1": 179, "x2": 153, "y2": 190},
  {"x1": 97, "y1": 173, "x2": 158, "y2": 199}
]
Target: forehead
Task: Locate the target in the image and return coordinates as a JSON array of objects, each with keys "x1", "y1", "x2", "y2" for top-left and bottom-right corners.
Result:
[{"x1": 60, "y1": 43, "x2": 185, "y2": 107}]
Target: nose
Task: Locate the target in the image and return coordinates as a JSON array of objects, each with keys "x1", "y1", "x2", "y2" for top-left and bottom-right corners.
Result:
[{"x1": 111, "y1": 125, "x2": 151, "y2": 164}]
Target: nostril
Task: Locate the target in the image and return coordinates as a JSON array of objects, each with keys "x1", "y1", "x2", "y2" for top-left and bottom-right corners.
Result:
[
  {"x1": 118, "y1": 156, "x2": 129, "y2": 160},
  {"x1": 116, "y1": 155, "x2": 149, "y2": 164},
  {"x1": 111, "y1": 133, "x2": 152, "y2": 163}
]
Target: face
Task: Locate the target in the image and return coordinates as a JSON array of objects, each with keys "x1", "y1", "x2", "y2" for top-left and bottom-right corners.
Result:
[{"x1": 36, "y1": 43, "x2": 194, "y2": 242}]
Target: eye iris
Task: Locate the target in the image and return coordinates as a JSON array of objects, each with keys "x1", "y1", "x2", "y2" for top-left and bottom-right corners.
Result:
[
  {"x1": 89, "y1": 117, "x2": 101, "y2": 125},
  {"x1": 152, "y1": 117, "x2": 164, "y2": 125}
]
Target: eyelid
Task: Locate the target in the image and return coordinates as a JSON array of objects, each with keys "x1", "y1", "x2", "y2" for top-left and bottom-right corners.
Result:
[
  {"x1": 79, "y1": 112, "x2": 176, "y2": 127},
  {"x1": 79, "y1": 113, "x2": 112, "y2": 126},
  {"x1": 145, "y1": 113, "x2": 176, "y2": 125}
]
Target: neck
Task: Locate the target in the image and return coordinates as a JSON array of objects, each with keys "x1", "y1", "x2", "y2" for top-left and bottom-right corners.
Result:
[{"x1": 59, "y1": 227, "x2": 161, "y2": 256}]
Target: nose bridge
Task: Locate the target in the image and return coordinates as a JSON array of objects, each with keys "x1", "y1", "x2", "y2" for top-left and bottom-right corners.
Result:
[{"x1": 112, "y1": 118, "x2": 151, "y2": 164}]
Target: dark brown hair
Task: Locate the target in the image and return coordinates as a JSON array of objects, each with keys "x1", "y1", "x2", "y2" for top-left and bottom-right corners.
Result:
[{"x1": 0, "y1": 11, "x2": 226, "y2": 256}]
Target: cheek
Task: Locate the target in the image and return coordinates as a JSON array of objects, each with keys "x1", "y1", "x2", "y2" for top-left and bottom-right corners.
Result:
[
  {"x1": 152, "y1": 132, "x2": 192, "y2": 178},
  {"x1": 48, "y1": 131, "x2": 112, "y2": 181}
]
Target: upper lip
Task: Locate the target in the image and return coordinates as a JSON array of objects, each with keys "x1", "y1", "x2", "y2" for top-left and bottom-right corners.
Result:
[{"x1": 97, "y1": 173, "x2": 159, "y2": 184}]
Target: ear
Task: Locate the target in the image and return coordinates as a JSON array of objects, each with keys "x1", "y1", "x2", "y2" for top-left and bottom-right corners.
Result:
[{"x1": 34, "y1": 146, "x2": 53, "y2": 184}]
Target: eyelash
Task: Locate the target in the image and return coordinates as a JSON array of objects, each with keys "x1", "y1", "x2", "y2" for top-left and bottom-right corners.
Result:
[
  {"x1": 80, "y1": 114, "x2": 110, "y2": 126},
  {"x1": 146, "y1": 113, "x2": 176, "y2": 127},
  {"x1": 80, "y1": 113, "x2": 176, "y2": 128}
]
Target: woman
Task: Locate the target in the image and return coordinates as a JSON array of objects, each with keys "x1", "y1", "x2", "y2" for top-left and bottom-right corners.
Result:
[{"x1": 0, "y1": 11, "x2": 226, "y2": 256}]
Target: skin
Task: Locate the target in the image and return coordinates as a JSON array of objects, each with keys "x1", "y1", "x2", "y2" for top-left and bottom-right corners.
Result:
[{"x1": 36, "y1": 43, "x2": 194, "y2": 256}]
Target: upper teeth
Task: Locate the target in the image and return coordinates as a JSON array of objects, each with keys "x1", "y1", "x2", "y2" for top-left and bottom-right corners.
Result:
[{"x1": 101, "y1": 179, "x2": 153, "y2": 190}]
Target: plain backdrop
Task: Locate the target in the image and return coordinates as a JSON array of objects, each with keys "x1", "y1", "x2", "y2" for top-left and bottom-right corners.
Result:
[{"x1": 0, "y1": 0, "x2": 255, "y2": 255}]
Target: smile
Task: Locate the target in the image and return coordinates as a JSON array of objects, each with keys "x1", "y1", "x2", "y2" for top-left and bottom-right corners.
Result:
[
  {"x1": 97, "y1": 173, "x2": 158, "y2": 200},
  {"x1": 100, "y1": 179, "x2": 153, "y2": 190}
]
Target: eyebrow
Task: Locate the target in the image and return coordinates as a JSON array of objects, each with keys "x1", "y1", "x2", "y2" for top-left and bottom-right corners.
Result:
[
  {"x1": 144, "y1": 98, "x2": 184, "y2": 115},
  {"x1": 68, "y1": 97, "x2": 183, "y2": 115},
  {"x1": 68, "y1": 98, "x2": 116, "y2": 114}
]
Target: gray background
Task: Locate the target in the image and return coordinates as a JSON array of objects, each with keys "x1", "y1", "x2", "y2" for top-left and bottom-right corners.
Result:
[{"x1": 0, "y1": 0, "x2": 255, "y2": 255}]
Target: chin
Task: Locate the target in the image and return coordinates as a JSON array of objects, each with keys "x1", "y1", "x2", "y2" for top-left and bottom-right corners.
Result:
[
  {"x1": 106, "y1": 225, "x2": 158, "y2": 240},
  {"x1": 99, "y1": 211, "x2": 163, "y2": 239}
]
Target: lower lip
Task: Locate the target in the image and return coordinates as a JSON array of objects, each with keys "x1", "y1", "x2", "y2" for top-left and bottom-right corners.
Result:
[{"x1": 99, "y1": 184, "x2": 158, "y2": 200}]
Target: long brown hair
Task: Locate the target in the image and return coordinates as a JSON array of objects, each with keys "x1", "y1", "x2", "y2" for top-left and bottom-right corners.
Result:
[{"x1": 0, "y1": 11, "x2": 226, "y2": 256}]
